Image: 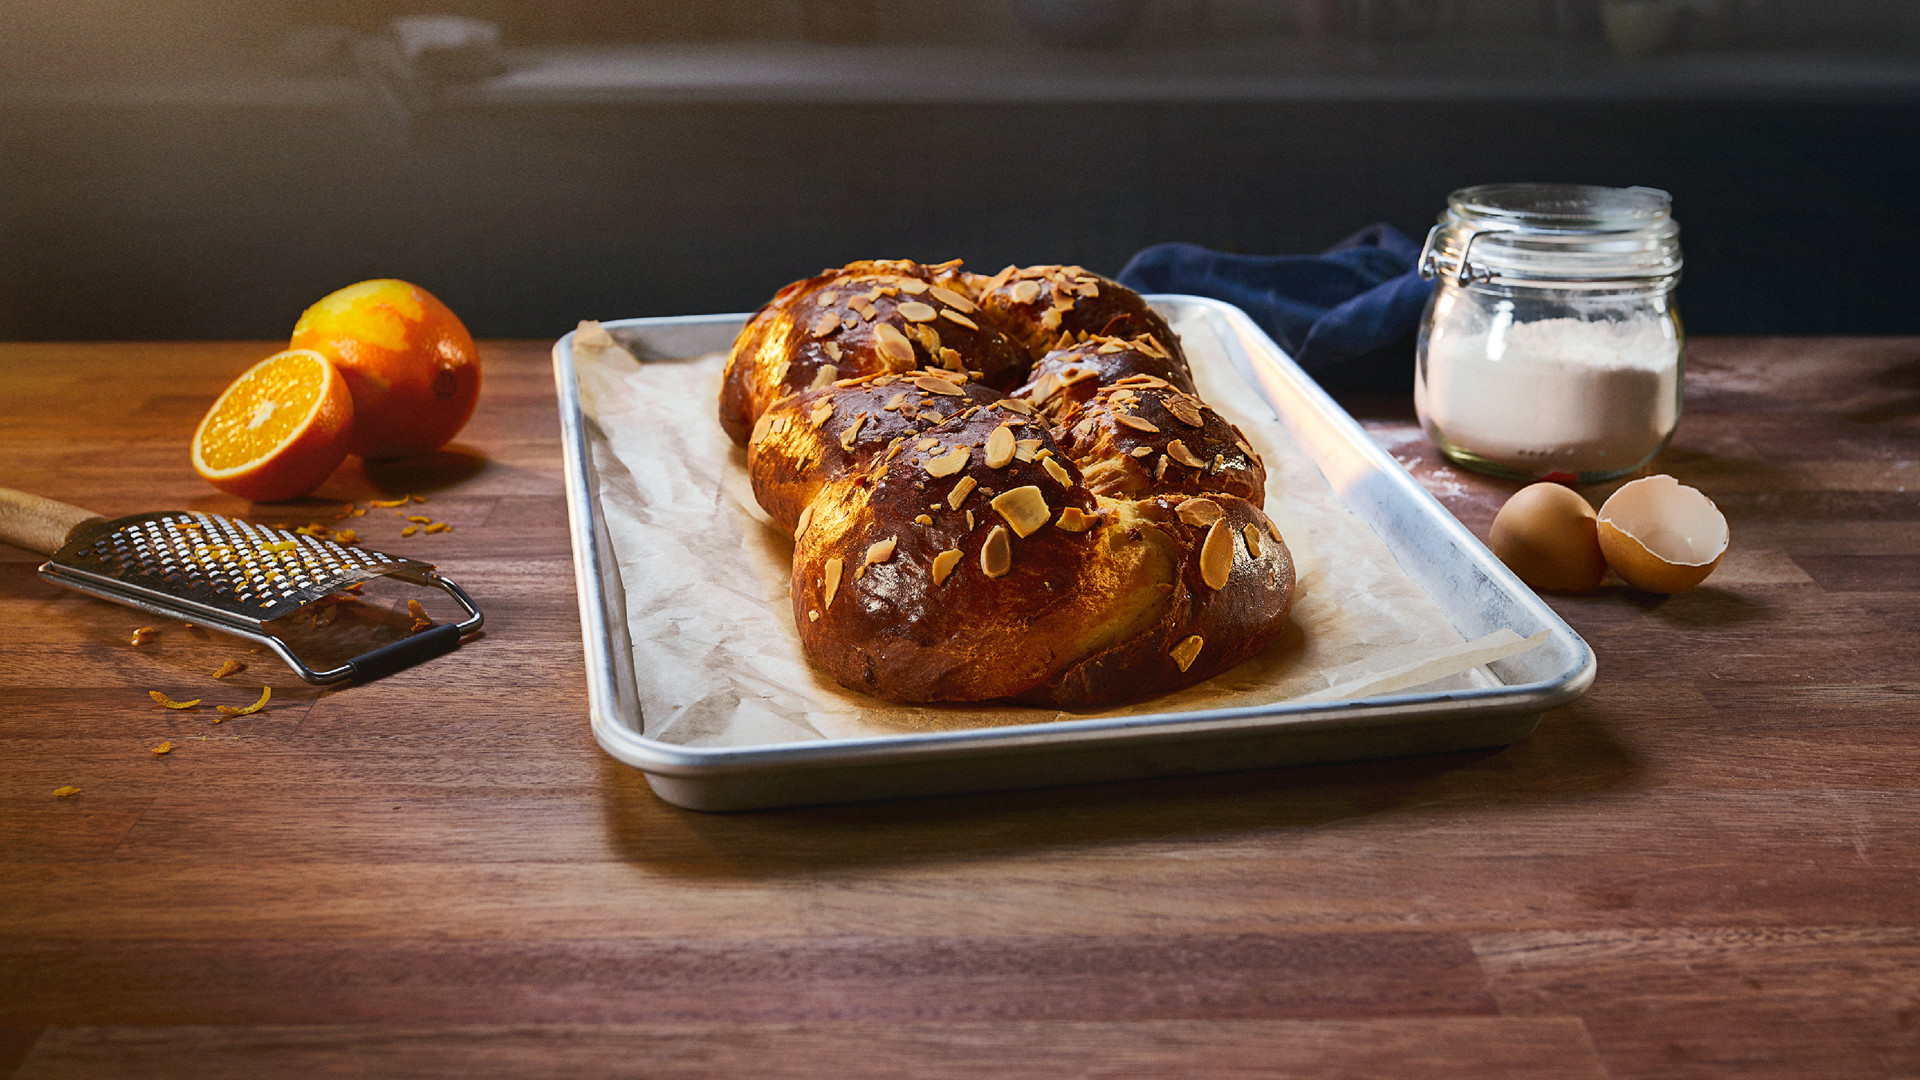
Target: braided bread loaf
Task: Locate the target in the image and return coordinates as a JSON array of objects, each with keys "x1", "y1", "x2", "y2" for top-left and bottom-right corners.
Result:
[{"x1": 723, "y1": 259, "x2": 1295, "y2": 708}]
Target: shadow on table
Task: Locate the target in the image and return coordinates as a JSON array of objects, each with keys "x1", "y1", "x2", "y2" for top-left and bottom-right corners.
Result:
[{"x1": 596, "y1": 701, "x2": 1637, "y2": 876}]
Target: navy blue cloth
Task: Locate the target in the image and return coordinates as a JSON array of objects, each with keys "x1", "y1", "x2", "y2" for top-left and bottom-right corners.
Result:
[{"x1": 1118, "y1": 224, "x2": 1435, "y2": 392}]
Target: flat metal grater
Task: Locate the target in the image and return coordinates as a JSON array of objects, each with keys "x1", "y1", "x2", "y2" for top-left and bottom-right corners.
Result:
[{"x1": 0, "y1": 487, "x2": 482, "y2": 684}]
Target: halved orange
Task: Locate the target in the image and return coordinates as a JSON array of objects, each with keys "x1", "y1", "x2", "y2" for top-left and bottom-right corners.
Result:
[{"x1": 192, "y1": 348, "x2": 355, "y2": 502}]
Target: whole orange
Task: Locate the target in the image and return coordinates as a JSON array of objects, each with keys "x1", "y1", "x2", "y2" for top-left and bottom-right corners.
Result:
[
  {"x1": 192, "y1": 349, "x2": 355, "y2": 502},
  {"x1": 290, "y1": 279, "x2": 481, "y2": 460}
]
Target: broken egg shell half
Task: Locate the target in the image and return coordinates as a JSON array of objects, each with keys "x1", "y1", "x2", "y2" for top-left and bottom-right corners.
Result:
[
  {"x1": 1596, "y1": 475, "x2": 1729, "y2": 594},
  {"x1": 1489, "y1": 482, "x2": 1607, "y2": 593}
]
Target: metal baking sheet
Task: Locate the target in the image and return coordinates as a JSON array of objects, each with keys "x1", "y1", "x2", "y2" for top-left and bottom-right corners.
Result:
[{"x1": 554, "y1": 295, "x2": 1594, "y2": 811}]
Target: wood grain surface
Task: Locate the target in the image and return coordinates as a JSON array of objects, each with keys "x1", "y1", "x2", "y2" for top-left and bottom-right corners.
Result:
[{"x1": 3, "y1": 336, "x2": 1918, "y2": 1079}]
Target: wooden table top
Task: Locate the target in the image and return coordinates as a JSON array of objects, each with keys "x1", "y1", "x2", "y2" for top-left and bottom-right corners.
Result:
[{"x1": 3, "y1": 336, "x2": 1917, "y2": 1079}]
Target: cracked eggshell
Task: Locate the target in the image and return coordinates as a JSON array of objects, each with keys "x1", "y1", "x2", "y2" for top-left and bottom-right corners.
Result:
[
  {"x1": 1489, "y1": 482, "x2": 1607, "y2": 593},
  {"x1": 1597, "y1": 475, "x2": 1729, "y2": 593}
]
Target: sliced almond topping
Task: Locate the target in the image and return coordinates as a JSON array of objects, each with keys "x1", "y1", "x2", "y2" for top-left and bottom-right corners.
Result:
[
  {"x1": 914, "y1": 375, "x2": 965, "y2": 396},
  {"x1": 1243, "y1": 523, "x2": 1264, "y2": 558},
  {"x1": 996, "y1": 397, "x2": 1034, "y2": 416},
  {"x1": 749, "y1": 413, "x2": 775, "y2": 446},
  {"x1": 915, "y1": 513, "x2": 933, "y2": 525},
  {"x1": 1176, "y1": 497, "x2": 1225, "y2": 527},
  {"x1": 1166, "y1": 439, "x2": 1205, "y2": 468},
  {"x1": 811, "y1": 311, "x2": 839, "y2": 336},
  {"x1": 1213, "y1": 453, "x2": 1225, "y2": 471},
  {"x1": 1060, "y1": 366, "x2": 1099, "y2": 386},
  {"x1": 919, "y1": 366, "x2": 965, "y2": 383},
  {"x1": 810, "y1": 364, "x2": 839, "y2": 390},
  {"x1": 1038, "y1": 306, "x2": 1062, "y2": 331},
  {"x1": 1117, "y1": 412, "x2": 1160, "y2": 433},
  {"x1": 939, "y1": 309, "x2": 980, "y2": 331},
  {"x1": 917, "y1": 437, "x2": 938, "y2": 450},
  {"x1": 1130, "y1": 446, "x2": 1154, "y2": 458},
  {"x1": 823, "y1": 556, "x2": 844, "y2": 609},
  {"x1": 819, "y1": 290, "x2": 839, "y2": 304},
  {"x1": 1170, "y1": 634, "x2": 1204, "y2": 673},
  {"x1": 925, "y1": 445, "x2": 971, "y2": 477},
  {"x1": 1117, "y1": 373, "x2": 1170, "y2": 388},
  {"x1": 795, "y1": 504, "x2": 814, "y2": 538},
  {"x1": 1041, "y1": 456, "x2": 1072, "y2": 487},
  {"x1": 981, "y1": 264, "x2": 1017, "y2": 297},
  {"x1": 897, "y1": 279, "x2": 929, "y2": 294},
  {"x1": 883, "y1": 392, "x2": 906, "y2": 412},
  {"x1": 921, "y1": 411, "x2": 945, "y2": 424},
  {"x1": 984, "y1": 425, "x2": 1017, "y2": 468},
  {"x1": 932, "y1": 547, "x2": 963, "y2": 585},
  {"x1": 1076, "y1": 280, "x2": 1100, "y2": 298},
  {"x1": 965, "y1": 509, "x2": 975, "y2": 530},
  {"x1": 1155, "y1": 455, "x2": 1169, "y2": 481},
  {"x1": 1111, "y1": 389, "x2": 1137, "y2": 404},
  {"x1": 1097, "y1": 340, "x2": 1125, "y2": 354},
  {"x1": 939, "y1": 347, "x2": 965, "y2": 371},
  {"x1": 927, "y1": 285, "x2": 976, "y2": 313},
  {"x1": 1010, "y1": 279, "x2": 1042, "y2": 304},
  {"x1": 991, "y1": 486, "x2": 1051, "y2": 538},
  {"x1": 1072, "y1": 418, "x2": 1095, "y2": 440},
  {"x1": 771, "y1": 359, "x2": 791, "y2": 386},
  {"x1": 1030, "y1": 372, "x2": 1062, "y2": 405},
  {"x1": 1164, "y1": 396, "x2": 1204, "y2": 427},
  {"x1": 1199, "y1": 519, "x2": 1234, "y2": 590},
  {"x1": 866, "y1": 536, "x2": 897, "y2": 564},
  {"x1": 809, "y1": 400, "x2": 834, "y2": 427},
  {"x1": 874, "y1": 322, "x2": 915, "y2": 365},
  {"x1": 808, "y1": 609, "x2": 820, "y2": 622},
  {"x1": 980, "y1": 525, "x2": 1012, "y2": 578},
  {"x1": 839, "y1": 412, "x2": 866, "y2": 450},
  {"x1": 947, "y1": 474, "x2": 977, "y2": 510},
  {"x1": 1013, "y1": 441, "x2": 1039, "y2": 463},
  {"x1": 899, "y1": 300, "x2": 938, "y2": 322},
  {"x1": 1056, "y1": 506, "x2": 1097, "y2": 532},
  {"x1": 823, "y1": 341, "x2": 842, "y2": 361},
  {"x1": 841, "y1": 312, "x2": 859, "y2": 331}
]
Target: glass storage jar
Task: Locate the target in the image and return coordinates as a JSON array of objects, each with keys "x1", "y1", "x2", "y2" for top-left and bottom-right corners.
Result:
[{"x1": 1414, "y1": 183, "x2": 1684, "y2": 483}]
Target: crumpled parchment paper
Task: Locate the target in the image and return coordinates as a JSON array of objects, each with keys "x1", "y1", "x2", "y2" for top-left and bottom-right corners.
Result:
[{"x1": 572, "y1": 312, "x2": 1526, "y2": 747}]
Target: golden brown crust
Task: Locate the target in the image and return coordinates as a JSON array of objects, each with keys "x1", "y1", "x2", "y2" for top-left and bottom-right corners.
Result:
[{"x1": 724, "y1": 258, "x2": 1296, "y2": 708}]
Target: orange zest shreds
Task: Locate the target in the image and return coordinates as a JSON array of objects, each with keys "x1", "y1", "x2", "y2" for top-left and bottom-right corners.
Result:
[
  {"x1": 405, "y1": 514, "x2": 432, "y2": 524},
  {"x1": 152, "y1": 741, "x2": 173, "y2": 756},
  {"x1": 407, "y1": 599, "x2": 429, "y2": 621},
  {"x1": 342, "y1": 582, "x2": 364, "y2": 594},
  {"x1": 294, "y1": 524, "x2": 331, "y2": 537},
  {"x1": 216, "y1": 686, "x2": 271, "y2": 718},
  {"x1": 401, "y1": 525, "x2": 419, "y2": 537},
  {"x1": 130, "y1": 626, "x2": 158, "y2": 646},
  {"x1": 213, "y1": 659, "x2": 246, "y2": 679},
  {"x1": 53, "y1": 786, "x2": 81, "y2": 798},
  {"x1": 263, "y1": 540, "x2": 297, "y2": 554},
  {"x1": 149, "y1": 691, "x2": 201, "y2": 710},
  {"x1": 336, "y1": 502, "x2": 358, "y2": 519},
  {"x1": 423, "y1": 522, "x2": 450, "y2": 534},
  {"x1": 411, "y1": 494, "x2": 428, "y2": 503},
  {"x1": 410, "y1": 619, "x2": 433, "y2": 634},
  {"x1": 370, "y1": 497, "x2": 409, "y2": 508},
  {"x1": 333, "y1": 529, "x2": 358, "y2": 545}
]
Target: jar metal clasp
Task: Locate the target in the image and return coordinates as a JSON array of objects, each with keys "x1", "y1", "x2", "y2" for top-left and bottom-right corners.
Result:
[{"x1": 1417, "y1": 224, "x2": 1500, "y2": 287}]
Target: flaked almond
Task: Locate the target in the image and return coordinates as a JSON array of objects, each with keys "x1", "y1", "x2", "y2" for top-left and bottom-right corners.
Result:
[
  {"x1": 939, "y1": 347, "x2": 965, "y2": 371},
  {"x1": 1029, "y1": 373, "x2": 1062, "y2": 404},
  {"x1": 1176, "y1": 497, "x2": 1224, "y2": 527},
  {"x1": 1166, "y1": 439, "x2": 1205, "y2": 468},
  {"x1": 1060, "y1": 366, "x2": 1099, "y2": 386},
  {"x1": 823, "y1": 341, "x2": 842, "y2": 361},
  {"x1": 811, "y1": 311, "x2": 839, "y2": 336},
  {"x1": 1116, "y1": 373, "x2": 1169, "y2": 388},
  {"x1": 897, "y1": 278, "x2": 929, "y2": 294},
  {"x1": 809, "y1": 400, "x2": 834, "y2": 427},
  {"x1": 917, "y1": 437, "x2": 939, "y2": 450},
  {"x1": 1014, "y1": 438, "x2": 1042, "y2": 462},
  {"x1": 947, "y1": 474, "x2": 977, "y2": 510},
  {"x1": 928, "y1": 284, "x2": 976, "y2": 312},
  {"x1": 819, "y1": 290, "x2": 839, "y2": 304},
  {"x1": 984, "y1": 425, "x2": 1017, "y2": 468},
  {"x1": 809, "y1": 364, "x2": 839, "y2": 390},
  {"x1": 1199, "y1": 518, "x2": 1234, "y2": 590},
  {"x1": 809, "y1": 609, "x2": 820, "y2": 622},
  {"x1": 1130, "y1": 446, "x2": 1154, "y2": 458},
  {"x1": 1071, "y1": 418, "x2": 1095, "y2": 440},
  {"x1": 771, "y1": 359, "x2": 791, "y2": 386},
  {"x1": 840, "y1": 312, "x2": 859, "y2": 331},
  {"x1": 925, "y1": 446, "x2": 970, "y2": 477},
  {"x1": 866, "y1": 536, "x2": 897, "y2": 564},
  {"x1": 874, "y1": 322, "x2": 914, "y2": 365},
  {"x1": 921, "y1": 410, "x2": 945, "y2": 424},
  {"x1": 1243, "y1": 522, "x2": 1264, "y2": 558},
  {"x1": 991, "y1": 486, "x2": 1051, "y2": 538},
  {"x1": 1164, "y1": 396, "x2": 1204, "y2": 427},
  {"x1": 1155, "y1": 455, "x2": 1169, "y2": 481},
  {"x1": 1097, "y1": 340, "x2": 1125, "y2": 354},
  {"x1": 1041, "y1": 456, "x2": 1072, "y2": 487},
  {"x1": 914, "y1": 375, "x2": 965, "y2": 396},
  {"x1": 899, "y1": 300, "x2": 938, "y2": 322},
  {"x1": 914, "y1": 514, "x2": 933, "y2": 525},
  {"x1": 932, "y1": 547, "x2": 963, "y2": 585},
  {"x1": 918, "y1": 366, "x2": 965, "y2": 383},
  {"x1": 796, "y1": 504, "x2": 814, "y2": 539},
  {"x1": 939, "y1": 309, "x2": 980, "y2": 331},
  {"x1": 1117, "y1": 412, "x2": 1159, "y2": 433},
  {"x1": 1010, "y1": 279, "x2": 1042, "y2": 304},
  {"x1": 749, "y1": 413, "x2": 775, "y2": 446},
  {"x1": 980, "y1": 525, "x2": 1012, "y2": 578},
  {"x1": 1076, "y1": 280, "x2": 1100, "y2": 298},
  {"x1": 1056, "y1": 506, "x2": 1097, "y2": 532},
  {"x1": 823, "y1": 557, "x2": 843, "y2": 609},
  {"x1": 980, "y1": 264, "x2": 1017, "y2": 296},
  {"x1": 965, "y1": 509, "x2": 975, "y2": 530},
  {"x1": 883, "y1": 392, "x2": 906, "y2": 412},
  {"x1": 839, "y1": 412, "x2": 866, "y2": 450},
  {"x1": 1170, "y1": 634, "x2": 1204, "y2": 673},
  {"x1": 996, "y1": 397, "x2": 1034, "y2": 416}
]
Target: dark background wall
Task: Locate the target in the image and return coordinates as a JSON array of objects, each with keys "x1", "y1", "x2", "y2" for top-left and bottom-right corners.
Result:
[{"x1": 2, "y1": 0, "x2": 1917, "y2": 341}]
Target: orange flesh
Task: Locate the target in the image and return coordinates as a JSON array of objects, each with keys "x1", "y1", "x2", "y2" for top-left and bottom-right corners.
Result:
[{"x1": 198, "y1": 353, "x2": 327, "y2": 472}]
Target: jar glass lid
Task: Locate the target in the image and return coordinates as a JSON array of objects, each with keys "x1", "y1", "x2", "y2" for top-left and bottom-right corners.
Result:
[{"x1": 1421, "y1": 183, "x2": 1682, "y2": 287}]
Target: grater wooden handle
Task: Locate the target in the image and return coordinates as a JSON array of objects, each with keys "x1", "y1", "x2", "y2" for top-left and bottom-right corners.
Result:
[{"x1": 0, "y1": 487, "x2": 108, "y2": 556}]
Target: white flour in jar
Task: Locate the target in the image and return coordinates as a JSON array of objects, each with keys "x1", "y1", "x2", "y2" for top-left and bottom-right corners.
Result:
[{"x1": 1417, "y1": 313, "x2": 1680, "y2": 475}]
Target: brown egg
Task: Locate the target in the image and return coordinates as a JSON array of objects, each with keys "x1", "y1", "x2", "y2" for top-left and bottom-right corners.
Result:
[
  {"x1": 1596, "y1": 475, "x2": 1729, "y2": 593},
  {"x1": 1489, "y1": 482, "x2": 1607, "y2": 593}
]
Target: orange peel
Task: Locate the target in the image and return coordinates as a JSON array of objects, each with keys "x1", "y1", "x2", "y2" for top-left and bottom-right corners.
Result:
[
  {"x1": 149, "y1": 691, "x2": 201, "y2": 709},
  {"x1": 216, "y1": 687, "x2": 271, "y2": 718}
]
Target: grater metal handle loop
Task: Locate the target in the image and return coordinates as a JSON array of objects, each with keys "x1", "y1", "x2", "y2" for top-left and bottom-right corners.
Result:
[{"x1": 0, "y1": 487, "x2": 106, "y2": 556}]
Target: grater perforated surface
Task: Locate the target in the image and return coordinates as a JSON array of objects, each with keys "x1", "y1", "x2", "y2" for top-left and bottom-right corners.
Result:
[{"x1": 49, "y1": 511, "x2": 434, "y2": 626}]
